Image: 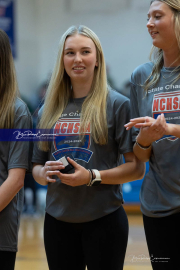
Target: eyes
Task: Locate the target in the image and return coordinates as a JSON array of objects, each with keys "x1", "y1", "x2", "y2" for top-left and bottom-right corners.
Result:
[
  {"x1": 65, "y1": 50, "x2": 91, "y2": 55},
  {"x1": 147, "y1": 15, "x2": 162, "y2": 22}
]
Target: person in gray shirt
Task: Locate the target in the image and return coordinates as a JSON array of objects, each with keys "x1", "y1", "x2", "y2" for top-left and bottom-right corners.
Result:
[
  {"x1": 0, "y1": 30, "x2": 32, "y2": 269},
  {"x1": 125, "y1": 0, "x2": 180, "y2": 269},
  {"x1": 32, "y1": 25, "x2": 144, "y2": 270}
]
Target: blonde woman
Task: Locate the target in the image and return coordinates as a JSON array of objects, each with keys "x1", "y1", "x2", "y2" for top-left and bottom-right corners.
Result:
[
  {"x1": 125, "y1": 0, "x2": 180, "y2": 269},
  {"x1": 32, "y1": 25, "x2": 144, "y2": 270},
  {"x1": 0, "y1": 30, "x2": 32, "y2": 269}
]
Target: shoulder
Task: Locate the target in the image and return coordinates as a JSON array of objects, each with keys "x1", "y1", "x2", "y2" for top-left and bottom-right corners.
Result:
[
  {"x1": 13, "y1": 98, "x2": 32, "y2": 128},
  {"x1": 107, "y1": 89, "x2": 130, "y2": 114},
  {"x1": 15, "y1": 97, "x2": 31, "y2": 118},
  {"x1": 107, "y1": 88, "x2": 129, "y2": 107},
  {"x1": 131, "y1": 62, "x2": 154, "y2": 85}
]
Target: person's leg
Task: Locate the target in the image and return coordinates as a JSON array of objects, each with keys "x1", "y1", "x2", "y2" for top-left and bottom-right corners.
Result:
[
  {"x1": 0, "y1": 251, "x2": 16, "y2": 270},
  {"x1": 44, "y1": 213, "x2": 86, "y2": 270},
  {"x1": 143, "y1": 212, "x2": 180, "y2": 270},
  {"x1": 83, "y1": 206, "x2": 129, "y2": 270}
]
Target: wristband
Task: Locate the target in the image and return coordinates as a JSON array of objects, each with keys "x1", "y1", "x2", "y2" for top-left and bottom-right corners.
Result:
[
  {"x1": 86, "y1": 169, "x2": 102, "y2": 186},
  {"x1": 135, "y1": 136, "x2": 152, "y2": 150},
  {"x1": 90, "y1": 169, "x2": 102, "y2": 186},
  {"x1": 86, "y1": 169, "x2": 93, "y2": 186}
]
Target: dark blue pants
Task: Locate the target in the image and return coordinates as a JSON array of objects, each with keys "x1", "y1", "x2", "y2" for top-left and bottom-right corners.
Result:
[
  {"x1": 0, "y1": 251, "x2": 16, "y2": 270},
  {"x1": 44, "y1": 206, "x2": 128, "y2": 270},
  {"x1": 143, "y1": 211, "x2": 180, "y2": 270}
]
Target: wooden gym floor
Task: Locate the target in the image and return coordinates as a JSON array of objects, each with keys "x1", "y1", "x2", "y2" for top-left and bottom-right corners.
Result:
[{"x1": 15, "y1": 212, "x2": 152, "y2": 270}]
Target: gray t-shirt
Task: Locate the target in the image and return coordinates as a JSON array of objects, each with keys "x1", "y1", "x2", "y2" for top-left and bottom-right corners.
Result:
[
  {"x1": 0, "y1": 98, "x2": 32, "y2": 252},
  {"x1": 32, "y1": 89, "x2": 133, "y2": 223},
  {"x1": 130, "y1": 62, "x2": 180, "y2": 218}
]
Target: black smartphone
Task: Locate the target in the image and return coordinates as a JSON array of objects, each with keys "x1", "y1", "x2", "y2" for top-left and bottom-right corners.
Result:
[{"x1": 59, "y1": 154, "x2": 75, "y2": 173}]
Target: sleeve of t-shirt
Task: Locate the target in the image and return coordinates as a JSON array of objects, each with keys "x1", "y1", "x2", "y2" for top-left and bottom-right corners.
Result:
[
  {"x1": 130, "y1": 80, "x2": 140, "y2": 143},
  {"x1": 115, "y1": 98, "x2": 133, "y2": 154},
  {"x1": 8, "y1": 113, "x2": 33, "y2": 171},
  {"x1": 32, "y1": 140, "x2": 49, "y2": 165}
]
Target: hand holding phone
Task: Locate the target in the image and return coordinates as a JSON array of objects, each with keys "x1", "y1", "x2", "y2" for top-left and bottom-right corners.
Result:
[{"x1": 59, "y1": 154, "x2": 75, "y2": 173}]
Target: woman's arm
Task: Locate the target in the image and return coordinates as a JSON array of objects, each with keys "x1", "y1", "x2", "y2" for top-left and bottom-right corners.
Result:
[
  {"x1": 165, "y1": 123, "x2": 180, "y2": 138},
  {"x1": 32, "y1": 164, "x2": 49, "y2": 186},
  {"x1": 0, "y1": 168, "x2": 26, "y2": 212},
  {"x1": 125, "y1": 114, "x2": 167, "y2": 162},
  {"x1": 52, "y1": 153, "x2": 145, "y2": 187},
  {"x1": 133, "y1": 140, "x2": 152, "y2": 163},
  {"x1": 100, "y1": 152, "x2": 145, "y2": 184}
]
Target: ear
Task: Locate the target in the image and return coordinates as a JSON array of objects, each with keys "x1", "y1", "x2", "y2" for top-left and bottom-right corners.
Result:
[{"x1": 95, "y1": 60, "x2": 98, "y2": 67}]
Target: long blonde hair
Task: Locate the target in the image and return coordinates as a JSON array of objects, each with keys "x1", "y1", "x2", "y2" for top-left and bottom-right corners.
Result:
[
  {"x1": 0, "y1": 29, "x2": 19, "y2": 128},
  {"x1": 144, "y1": 0, "x2": 180, "y2": 92},
  {"x1": 39, "y1": 25, "x2": 109, "y2": 151}
]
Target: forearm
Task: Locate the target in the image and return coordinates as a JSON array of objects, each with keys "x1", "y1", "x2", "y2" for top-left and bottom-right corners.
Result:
[
  {"x1": 0, "y1": 168, "x2": 25, "y2": 212},
  {"x1": 133, "y1": 142, "x2": 152, "y2": 162},
  {"x1": 100, "y1": 156, "x2": 145, "y2": 185},
  {"x1": 32, "y1": 164, "x2": 47, "y2": 186},
  {"x1": 166, "y1": 124, "x2": 180, "y2": 138}
]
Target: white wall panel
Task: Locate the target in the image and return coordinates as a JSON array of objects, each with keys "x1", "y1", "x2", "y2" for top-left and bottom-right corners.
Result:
[
  {"x1": 70, "y1": 0, "x2": 130, "y2": 13},
  {"x1": 14, "y1": 0, "x2": 151, "y2": 100},
  {"x1": 14, "y1": 0, "x2": 39, "y2": 99}
]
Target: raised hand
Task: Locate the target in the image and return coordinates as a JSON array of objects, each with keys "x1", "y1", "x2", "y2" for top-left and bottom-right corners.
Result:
[
  {"x1": 135, "y1": 114, "x2": 167, "y2": 145},
  {"x1": 124, "y1": 116, "x2": 155, "y2": 130}
]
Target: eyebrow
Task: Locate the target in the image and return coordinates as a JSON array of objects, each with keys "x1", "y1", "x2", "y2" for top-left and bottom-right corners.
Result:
[
  {"x1": 147, "y1": 9, "x2": 164, "y2": 16},
  {"x1": 64, "y1": 46, "x2": 92, "y2": 51}
]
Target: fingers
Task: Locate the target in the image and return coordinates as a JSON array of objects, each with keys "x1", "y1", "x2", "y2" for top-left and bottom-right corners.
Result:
[
  {"x1": 45, "y1": 168, "x2": 59, "y2": 183},
  {"x1": 46, "y1": 175, "x2": 56, "y2": 183},
  {"x1": 125, "y1": 115, "x2": 165, "y2": 133},
  {"x1": 59, "y1": 170, "x2": 81, "y2": 186},
  {"x1": 139, "y1": 114, "x2": 166, "y2": 141},
  {"x1": 130, "y1": 117, "x2": 147, "y2": 123},
  {"x1": 44, "y1": 161, "x2": 65, "y2": 183},
  {"x1": 59, "y1": 163, "x2": 89, "y2": 187},
  {"x1": 151, "y1": 114, "x2": 166, "y2": 134},
  {"x1": 134, "y1": 122, "x2": 152, "y2": 128},
  {"x1": 124, "y1": 117, "x2": 155, "y2": 130},
  {"x1": 159, "y1": 113, "x2": 166, "y2": 129},
  {"x1": 124, "y1": 121, "x2": 136, "y2": 130},
  {"x1": 45, "y1": 161, "x2": 64, "y2": 171},
  {"x1": 66, "y1": 157, "x2": 79, "y2": 169},
  {"x1": 43, "y1": 157, "x2": 84, "y2": 185},
  {"x1": 124, "y1": 120, "x2": 144, "y2": 130}
]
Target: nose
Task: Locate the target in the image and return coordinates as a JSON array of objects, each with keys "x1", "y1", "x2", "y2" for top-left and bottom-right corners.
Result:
[
  {"x1": 147, "y1": 18, "x2": 154, "y2": 29},
  {"x1": 74, "y1": 52, "x2": 82, "y2": 63}
]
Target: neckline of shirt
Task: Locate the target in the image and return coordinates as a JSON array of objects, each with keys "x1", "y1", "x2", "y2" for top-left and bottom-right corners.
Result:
[
  {"x1": 162, "y1": 66, "x2": 180, "y2": 72},
  {"x1": 70, "y1": 96, "x2": 87, "y2": 103}
]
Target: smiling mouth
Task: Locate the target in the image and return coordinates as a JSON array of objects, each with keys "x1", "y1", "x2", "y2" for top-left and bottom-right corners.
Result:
[
  {"x1": 73, "y1": 67, "x2": 85, "y2": 70},
  {"x1": 150, "y1": 31, "x2": 158, "y2": 37}
]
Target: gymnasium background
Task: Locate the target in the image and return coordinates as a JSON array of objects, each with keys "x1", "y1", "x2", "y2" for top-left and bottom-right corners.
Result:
[{"x1": 0, "y1": 0, "x2": 151, "y2": 211}]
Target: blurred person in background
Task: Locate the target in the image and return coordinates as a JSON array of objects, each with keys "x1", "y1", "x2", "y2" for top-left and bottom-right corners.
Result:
[
  {"x1": 32, "y1": 25, "x2": 144, "y2": 270},
  {"x1": 125, "y1": 0, "x2": 180, "y2": 269},
  {"x1": 119, "y1": 81, "x2": 131, "y2": 98},
  {"x1": 31, "y1": 80, "x2": 49, "y2": 128},
  {"x1": 0, "y1": 29, "x2": 32, "y2": 269}
]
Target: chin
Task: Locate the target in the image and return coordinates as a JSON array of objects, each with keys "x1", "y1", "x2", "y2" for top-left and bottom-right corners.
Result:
[{"x1": 152, "y1": 41, "x2": 163, "y2": 49}]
